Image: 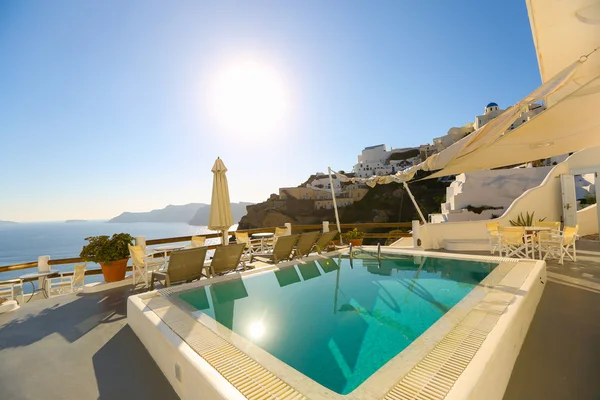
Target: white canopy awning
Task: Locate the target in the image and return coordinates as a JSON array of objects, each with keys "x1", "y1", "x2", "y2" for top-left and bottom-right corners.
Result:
[{"x1": 527, "y1": 0, "x2": 600, "y2": 83}]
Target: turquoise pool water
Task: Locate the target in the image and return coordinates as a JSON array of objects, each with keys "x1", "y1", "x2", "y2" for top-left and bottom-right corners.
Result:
[{"x1": 177, "y1": 254, "x2": 497, "y2": 395}]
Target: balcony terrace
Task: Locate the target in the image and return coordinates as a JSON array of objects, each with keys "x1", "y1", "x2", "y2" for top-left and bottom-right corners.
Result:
[{"x1": 0, "y1": 238, "x2": 598, "y2": 400}]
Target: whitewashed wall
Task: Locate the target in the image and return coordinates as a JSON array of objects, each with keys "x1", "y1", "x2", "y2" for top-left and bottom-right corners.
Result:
[
  {"x1": 420, "y1": 146, "x2": 600, "y2": 249},
  {"x1": 577, "y1": 204, "x2": 598, "y2": 236}
]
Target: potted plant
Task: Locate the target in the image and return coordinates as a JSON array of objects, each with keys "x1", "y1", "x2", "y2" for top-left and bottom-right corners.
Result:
[
  {"x1": 342, "y1": 228, "x2": 365, "y2": 246},
  {"x1": 80, "y1": 233, "x2": 134, "y2": 283}
]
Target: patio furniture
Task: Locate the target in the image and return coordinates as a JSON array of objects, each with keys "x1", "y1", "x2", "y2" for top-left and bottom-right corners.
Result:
[
  {"x1": 152, "y1": 244, "x2": 186, "y2": 262},
  {"x1": 150, "y1": 246, "x2": 209, "y2": 290},
  {"x1": 251, "y1": 234, "x2": 299, "y2": 264},
  {"x1": 538, "y1": 225, "x2": 579, "y2": 265},
  {"x1": 498, "y1": 227, "x2": 533, "y2": 259},
  {"x1": 129, "y1": 244, "x2": 167, "y2": 288},
  {"x1": 208, "y1": 243, "x2": 247, "y2": 277},
  {"x1": 0, "y1": 279, "x2": 24, "y2": 304},
  {"x1": 189, "y1": 236, "x2": 207, "y2": 248},
  {"x1": 236, "y1": 231, "x2": 262, "y2": 255},
  {"x1": 533, "y1": 221, "x2": 561, "y2": 231},
  {"x1": 264, "y1": 227, "x2": 289, "y2": 250},
  {"x1": 294, "y1": 231, "x2": 320, "y2": 258},
  {"x1": 19, "y1": 270, "x2": 60, "y2": 302},
  {"x1": 485, "y1": 221, "x2": 501, "y2": 255},
  {"x1": 46, "y1": 262, "x2": 87, "y2": 297},
  {"x1": 251, "y1": 232, "x2": 275, "y2": 252},
  {"x1": 312, "y1": 230, "x2": 338, "y2": 253}
]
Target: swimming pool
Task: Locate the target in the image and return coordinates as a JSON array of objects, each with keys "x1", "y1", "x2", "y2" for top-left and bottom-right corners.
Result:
[
  {"x1": 128, "y1": 248, "x2": 546, "y2": 400},
  {"x1": 176, "y1": 255, "x2": 496, "y2": 394}
]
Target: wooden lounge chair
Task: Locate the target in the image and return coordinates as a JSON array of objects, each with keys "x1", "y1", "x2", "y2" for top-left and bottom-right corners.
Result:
[
  {"x1": 209, "y1": 243, "x2": 247, "y2": 276},
  {"x1": 313, "y1": 230, "x2": 338, "y2": 253},
  {"x1": 150, "y1": 246, "x2": 208, "y2": 290},
  {"x1": 294, "y1": 231, "x2": 320, "y2": 258},
  {"x1": 251, "y1": 234, "x2": 299, "y2": 264}
]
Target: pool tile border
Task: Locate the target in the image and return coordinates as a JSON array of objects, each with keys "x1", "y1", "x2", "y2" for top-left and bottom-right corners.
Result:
[{"x1": 149, "y1": 249, "x2": 538, "y2": 400}]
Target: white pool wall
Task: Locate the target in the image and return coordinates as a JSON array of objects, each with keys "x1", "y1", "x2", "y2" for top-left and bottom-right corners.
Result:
[
  {"x1": 127, "y1": 294, "x2": 244, "y2": 400},
  {"x1": 446, "y1": 262, "x2": 546, "y2": 400}
]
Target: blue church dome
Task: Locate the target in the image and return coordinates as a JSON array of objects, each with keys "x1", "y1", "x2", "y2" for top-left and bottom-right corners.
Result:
[{"x1": 486, "y1": 102, "x2": 498, "y2": 108}]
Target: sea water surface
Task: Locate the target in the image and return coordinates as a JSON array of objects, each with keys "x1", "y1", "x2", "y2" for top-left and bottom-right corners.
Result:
[{"x1": 0, "y1": 221, "x2": 224, "y2": 288}]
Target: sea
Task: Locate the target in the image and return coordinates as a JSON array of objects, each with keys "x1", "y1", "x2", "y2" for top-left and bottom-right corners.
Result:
[{"x1": 0, "y1": 221, "x2": 232, "y2": 291}]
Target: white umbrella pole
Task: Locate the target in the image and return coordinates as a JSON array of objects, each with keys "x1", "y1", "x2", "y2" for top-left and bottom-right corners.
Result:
[
  {"x1": 328, "y1": 167, "x2": 343, "y2": 244},
  {"x1": 403, "y1": 182, "x2": 426, "y2": 224}
]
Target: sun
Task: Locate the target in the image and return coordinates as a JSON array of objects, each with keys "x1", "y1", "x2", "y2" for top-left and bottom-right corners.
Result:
[{"x1": 211, "y1": 58, "x2": 289, "y2": 136}]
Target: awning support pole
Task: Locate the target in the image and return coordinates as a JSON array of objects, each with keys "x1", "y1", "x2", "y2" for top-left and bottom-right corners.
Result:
[
  {"x1": 403, "y1": 182, "x2": 426, "y2": 225},
  {"x1": 328, "y1": 167, "x2": 343, "y2": 244}
]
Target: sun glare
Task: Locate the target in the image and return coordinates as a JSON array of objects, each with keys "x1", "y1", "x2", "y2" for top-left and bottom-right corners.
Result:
[
  {"x1": 211, "y1": 59, "x2": 289, "y2": 136},
  {"x1": 248, "y1": 321, "x2": 266, "y2": 340}
]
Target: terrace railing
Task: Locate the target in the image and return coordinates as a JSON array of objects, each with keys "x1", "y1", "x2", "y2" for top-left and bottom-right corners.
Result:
[{"x1": 0, "y1": 222, "x2": 412, "y2": 281}]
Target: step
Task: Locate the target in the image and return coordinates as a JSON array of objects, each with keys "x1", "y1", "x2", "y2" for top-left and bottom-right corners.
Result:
[{"x1": 444, "y1": 239, "x2": 491, "y2": 252}]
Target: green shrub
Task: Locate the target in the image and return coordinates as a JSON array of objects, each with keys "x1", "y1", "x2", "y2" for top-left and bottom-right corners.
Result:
[
  {"x1": 509, "y1": 212, "x2": 546, "y2": 227},
  {"x1": 342, "y1": 228, "x2": 365, "y2": 240},
  {"x1": 80, "y1": 233, "x2": 134, "y2": 264}
]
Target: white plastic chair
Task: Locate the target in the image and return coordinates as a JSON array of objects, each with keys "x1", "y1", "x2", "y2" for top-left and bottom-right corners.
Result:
[
  {"x1": 46, "y1": 263, "x2": 87, "y2": 297},
  {"x1": 538, "y1": 225, "x2": 579, "y2": 265},
  {"x1": 0, "y1": 279, "x2": 24, "y2": 304},
  {"x1": 129, "y1": 244, "x2": 166, "y2": 287}
]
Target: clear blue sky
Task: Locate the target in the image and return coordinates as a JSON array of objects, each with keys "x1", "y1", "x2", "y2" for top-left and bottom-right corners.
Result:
[{"x1": 0, "y1": 0, "x2": 541, "y2": 222}]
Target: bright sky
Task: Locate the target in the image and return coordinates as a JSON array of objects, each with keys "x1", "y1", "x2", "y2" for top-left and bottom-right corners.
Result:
[{"x1": 0, "y1": 1, "x2": 541, "y2": 222}]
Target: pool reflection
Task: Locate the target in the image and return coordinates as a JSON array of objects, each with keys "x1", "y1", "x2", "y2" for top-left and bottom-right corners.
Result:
[{"x1": 178, "y1": 255, "x2": 496, "y2": 395}]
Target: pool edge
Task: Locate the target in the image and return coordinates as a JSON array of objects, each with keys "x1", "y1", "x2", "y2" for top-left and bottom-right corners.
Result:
[{"x1": 127, "y1": 250, "x2": 546, "y2": 400}]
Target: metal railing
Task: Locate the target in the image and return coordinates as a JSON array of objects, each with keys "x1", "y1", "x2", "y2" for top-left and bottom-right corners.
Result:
[{"x1": 0, "y1": 222, "x2": 411, "y2": 280}]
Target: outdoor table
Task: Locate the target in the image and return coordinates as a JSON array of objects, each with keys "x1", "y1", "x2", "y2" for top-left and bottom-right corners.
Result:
[
  {"x1": 251, "y1": 232, "x2": 275, "y2": 252},
  {"x1": 152, "y1": 244, "x2": 186, "y2": 267},
  {"x1": 19, "y1": 270, "x2": 59, "y2": 302},
  {"x1": 523, "y1": 226, "x2": 553, "y2": 232}
]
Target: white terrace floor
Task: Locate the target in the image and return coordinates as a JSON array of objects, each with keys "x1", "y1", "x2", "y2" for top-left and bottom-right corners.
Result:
[{"x1": 0, "y1": 242, "x2": 599, "y2": 400}]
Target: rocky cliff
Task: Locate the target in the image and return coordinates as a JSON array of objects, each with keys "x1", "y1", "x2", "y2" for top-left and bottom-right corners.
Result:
[{"x1": 238, "y1": 174, "x2": 449, "y2": 229}]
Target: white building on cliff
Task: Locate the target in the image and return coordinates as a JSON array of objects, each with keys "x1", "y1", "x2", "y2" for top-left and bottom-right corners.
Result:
[{"x1": 353, "y1": 144, "x2": 420, "y2": 178}]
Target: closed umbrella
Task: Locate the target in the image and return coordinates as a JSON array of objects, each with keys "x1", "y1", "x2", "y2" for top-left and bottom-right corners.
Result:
[{"x1": 208, "y1": 157, "x2": 233, "y2": 245}]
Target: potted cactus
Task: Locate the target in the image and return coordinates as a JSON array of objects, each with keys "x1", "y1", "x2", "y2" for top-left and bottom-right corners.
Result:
[
  {"x1": 80, "y1": 233, "x2": 134, "y2": 282},
  {"x1": 342, "y1": 228, "x2": 365, "y2": 246}
]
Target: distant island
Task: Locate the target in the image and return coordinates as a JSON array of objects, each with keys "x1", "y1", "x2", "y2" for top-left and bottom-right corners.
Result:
[
  {"x1": 108, "y1": 202, "x2": 254, "y2": 226},
  {"x1": 0, "y1": 220, "x2": 17, "y2": 225},
  {"x1": 65, "y1": 219, "x2": 87, "y2": 223}
]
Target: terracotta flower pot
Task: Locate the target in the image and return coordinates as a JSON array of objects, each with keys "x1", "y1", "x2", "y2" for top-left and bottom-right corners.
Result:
[
  {"x1": 347, "y1": 239, "x2": 364, "y2": 246},
  {"x1": 100, "y1": 258, "x2": 128, "y2": 283}
]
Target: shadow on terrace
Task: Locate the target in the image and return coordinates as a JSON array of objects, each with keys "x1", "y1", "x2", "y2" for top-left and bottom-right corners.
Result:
[{"x1": 0, "y1": 285, "x2": 178, "y2": 400}]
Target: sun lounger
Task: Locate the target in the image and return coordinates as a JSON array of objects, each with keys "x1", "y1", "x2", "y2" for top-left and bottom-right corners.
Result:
[
  {"x1": 294, "y1": 231, "x2": 320, "y2": 258},
  {"x1": 313, "y1": 230, "x2": 338, "y2": 253},
  {"x1": 208, "y1": 243, "x2": 247, "y2": 276},
  {"x1": 150, "y1": 246, "x2": 208, "y2": 289},
  {"x1": 251, "y1": 234, "x2": 299, "y2": 264}
]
